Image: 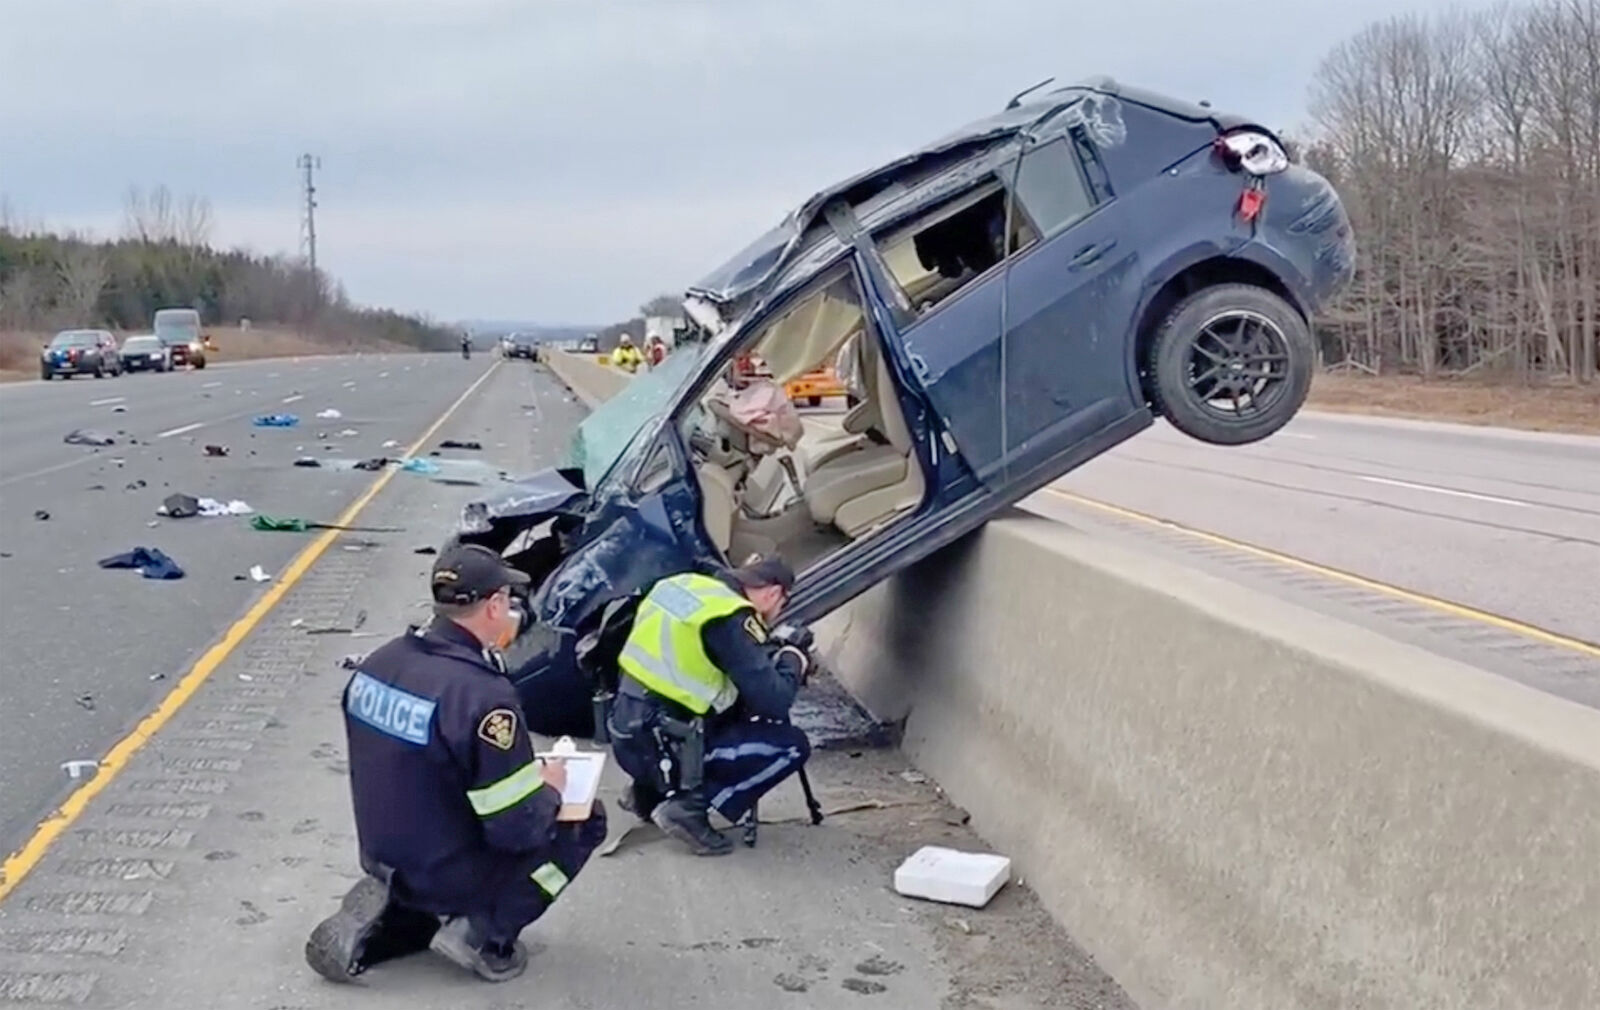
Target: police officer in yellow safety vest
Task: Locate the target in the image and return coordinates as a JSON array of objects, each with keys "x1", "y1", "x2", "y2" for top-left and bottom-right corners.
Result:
[
  {"x1": 610, "y1": 334, "x2": 644, "y2": 373},
  {"x1": 608, "y1": 557, "x2": 813, "y2": 855}
]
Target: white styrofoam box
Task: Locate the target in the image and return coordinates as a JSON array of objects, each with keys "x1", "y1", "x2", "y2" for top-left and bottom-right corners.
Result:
[{"x1": 893, "y1": 845, "x2": 1011, "y2": 908}]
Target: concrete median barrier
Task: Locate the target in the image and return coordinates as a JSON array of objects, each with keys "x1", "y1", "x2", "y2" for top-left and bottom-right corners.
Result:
[
  {"x1": 542, "y1": 348, "x2": 630, "y2": 406},
  {"x1": 541, "y1": 353, "x2": 1600, "y2": 1009},
  {"x1": 816, "y1": 513, "x2": 1600, "y2": 1010}
]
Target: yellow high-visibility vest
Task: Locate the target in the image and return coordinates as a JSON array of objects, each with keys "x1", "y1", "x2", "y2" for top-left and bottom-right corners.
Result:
[{"x1": 617, "y1": 573, "x2": 752, "y2": 715}]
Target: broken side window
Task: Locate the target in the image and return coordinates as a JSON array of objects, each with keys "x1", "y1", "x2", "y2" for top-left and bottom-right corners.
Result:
[{"x1": 873, "y1": 182, "x2": 1039, "y2": 320}]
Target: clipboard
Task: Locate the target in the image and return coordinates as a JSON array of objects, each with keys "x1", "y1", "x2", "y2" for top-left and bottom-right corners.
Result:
[{"x1": 537, "y1": 736, "x2": 607, "y2": 822}]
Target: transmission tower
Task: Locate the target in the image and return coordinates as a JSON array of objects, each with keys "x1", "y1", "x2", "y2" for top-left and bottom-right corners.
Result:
[{"x1": 297, "y1": 153, "x2": 321, "y2": 275}]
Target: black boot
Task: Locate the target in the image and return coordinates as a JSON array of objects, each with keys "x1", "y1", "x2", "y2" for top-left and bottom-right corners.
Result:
[
  {"x1": 305, "y1": 876, "x2": 440, "y2": 983},
  {"x1": 428, "y1": 916, "x2": 528, "y2": 982},
  {"x1": 651, "y1": 792, "x2": 733, "y2": 856},
  {"x1": 617, "y1": 780, "x2": 662, "y2": 822}
]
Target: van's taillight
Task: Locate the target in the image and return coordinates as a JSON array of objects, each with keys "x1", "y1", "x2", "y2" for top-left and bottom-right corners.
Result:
[{"x1": 1215, "y1": 130, "x2": 1290, "y2": 176}]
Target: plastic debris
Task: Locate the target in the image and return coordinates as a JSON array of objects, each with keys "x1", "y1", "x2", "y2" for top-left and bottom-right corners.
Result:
[
  {"x1": 111, "y1": 405, "x2": 127, "y2": 413},
  {"x1": 61, "y1": 760, "x2": 99, "y2": 779},
  {"x1": 414, "y1": 546, "x2": 438, "y2": 555},
  {"x1": 338, "y1": 428, "x2": 360, "y2": 438},
  {"x1": 293, "y1": 457, "x2": 322, "y2": 468},
  {"x1": 893, "y1": 846, "x2": 1011, "y2": 908},
  {"x1": 316, "y1": 408, "x2": 342, "y2": 419},
  {"x1": 204, "y1": 444, "x2": 229, "y2": 457},
  {"x1": 98, "y1": 546, "x2": 186, "y2": 580},
  {"x1": 75, "y1": 693, "x2": 96, "y2": 711},
  {"x1": 438, "y1": 439, "x2": 483, "y2": 450},
  {"x1": 125, "y1": 480, "x2": 147, "y2": 491},
  {"x1": 253, "y1": 414, "x2": 299, "y2": 427},
  {"x1": 249, "y1": 565, "x2": 271, "y2": 582},
  {"x1": 34, "y1": 510, "x2": 50, "y2": 521},
  {"x1": 64, "y1": 428, "x2": 117, "y2": 446},
  {"x1": 198, "y1": 498, "x2": 253, "y2": 517},
  {"x1": 382, "y1": 439, "x2": 402, "y2": 449},
  {"x1": 400, "y1": 458, "x2": 441, "y2": 475},
  {"x1": 251, "y1": 514, "x2": 401, "y2": 534},
  {"x1": 353, "y1": 457, "x2": 392, "y2": 471},
  {"x1": 337, "y1": 654, "x2": 363, "y2": 671}
]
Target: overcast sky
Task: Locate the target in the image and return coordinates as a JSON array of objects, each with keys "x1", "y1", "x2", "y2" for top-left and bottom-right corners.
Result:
[{"x1": 1, "y1": 0, "x2": 1469, "y2": 325}]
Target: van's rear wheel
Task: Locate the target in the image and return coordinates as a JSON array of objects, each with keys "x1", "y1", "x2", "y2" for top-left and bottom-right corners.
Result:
[{"x1": 1148, "y1": 284, "x2": 1312, "y2": 446}]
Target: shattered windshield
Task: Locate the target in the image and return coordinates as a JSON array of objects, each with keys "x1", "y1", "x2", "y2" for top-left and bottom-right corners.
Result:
[{"x1": 568, "y1": 343, "x2": 709, "y2": 490}]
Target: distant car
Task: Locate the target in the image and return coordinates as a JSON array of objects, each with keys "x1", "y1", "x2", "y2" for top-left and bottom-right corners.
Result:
[
  {"x1": 506, "y1": 334, "x2": 539, "y2": 360},
  {"x1": 152, "y1": 307, "x2": 208, "y2": 369},
  {"x1": 577, "y1": 337, "x2": 599, "y2": 353},
  {"x1": 41, "y1": 329, "x2": 122, "y2": 379},
  {"x1": 119, "y1": 334, "x2": 171, "y2": 372},
  {"x1": 452, "y1": 75, "x2": 1357, "y2": 737}
]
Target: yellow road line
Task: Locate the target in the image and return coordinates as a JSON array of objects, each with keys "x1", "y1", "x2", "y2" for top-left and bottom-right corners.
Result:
[
  {"x1": 0, "y1": 361, "x2": 502, "y2": 902},
  {"x1": 1044, "y1": 487, "x2": 1600, "y2": 658}
]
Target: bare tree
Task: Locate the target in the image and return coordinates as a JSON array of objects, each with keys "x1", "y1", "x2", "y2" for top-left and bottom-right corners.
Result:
[{"x1": 56, "y1": 243, "x2": 110, "y2": 323}]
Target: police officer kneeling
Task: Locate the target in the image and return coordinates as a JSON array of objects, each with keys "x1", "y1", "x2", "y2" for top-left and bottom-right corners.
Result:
[
  {"x1": 306, "y1": 544, "x2": 606, "y2": 984},
  {"x1": 609, "y1": 557, "x2": 812, "y2": 856}
]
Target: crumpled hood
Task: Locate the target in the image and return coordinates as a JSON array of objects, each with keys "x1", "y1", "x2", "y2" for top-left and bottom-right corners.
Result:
[{"x1": 458, "y1": 467, "x2": 587, "y2": 536}]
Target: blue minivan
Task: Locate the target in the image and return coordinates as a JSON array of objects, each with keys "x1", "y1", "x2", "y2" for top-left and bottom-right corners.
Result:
[{"x1": 458, "y1": 77, "x2": 1357, "y2": 736}]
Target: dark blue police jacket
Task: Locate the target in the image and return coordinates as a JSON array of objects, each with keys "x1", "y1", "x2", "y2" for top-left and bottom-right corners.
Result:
[{"x1": 341, "y1": 617, "x2": 562, "y2": 912}]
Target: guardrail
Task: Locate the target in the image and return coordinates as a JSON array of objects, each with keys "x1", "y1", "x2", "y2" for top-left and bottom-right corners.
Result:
[{"x1": 544, "y1": 351, "x2": 1600, "y2": 1010}]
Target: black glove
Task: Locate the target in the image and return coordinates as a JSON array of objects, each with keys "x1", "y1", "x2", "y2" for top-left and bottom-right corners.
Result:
[
  {"x1": 770, "y1": 622, "x2": 814, "y2": 652},
  {"x1": 773, "y1": 645, "x2": 811, "y2": 684}
]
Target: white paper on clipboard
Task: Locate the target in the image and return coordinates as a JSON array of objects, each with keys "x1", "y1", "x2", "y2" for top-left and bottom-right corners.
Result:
[{"x1": 537, "y1": 736, "x2": 607, "y2": 822}]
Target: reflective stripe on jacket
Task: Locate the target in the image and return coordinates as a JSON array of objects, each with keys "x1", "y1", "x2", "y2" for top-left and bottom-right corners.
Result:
[{"x1": 618, "y1": 573, "x2": 752, "y2": 715}]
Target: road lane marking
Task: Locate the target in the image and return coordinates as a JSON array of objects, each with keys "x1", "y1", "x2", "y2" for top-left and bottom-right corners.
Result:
[
  {"x1": 156, "y1": 422, "x2": 205, "y2": 439},
  {"x1": 202, "y1": 381, "x2": 222, "y2": 388},
  {"x1": 1045, "y1": 488, "x2": 1600, "y2": 658},
  {"x1": 281, "y1": 394, "x2": 304, "y2": 404},
  {"x1": 0, "y1": 360, "x2": 502, "y2": 903},
  {"x1": 89, "y1": 396, "x2": 125, "y2": 406},
  {"x1": 1353, "y1": 474, "x2": 1531, "y2": 508}
]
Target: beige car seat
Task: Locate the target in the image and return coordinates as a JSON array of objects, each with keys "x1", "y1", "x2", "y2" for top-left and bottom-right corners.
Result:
[{"x1": 802, "y1": 343, "x2": 925, "y2": 536}]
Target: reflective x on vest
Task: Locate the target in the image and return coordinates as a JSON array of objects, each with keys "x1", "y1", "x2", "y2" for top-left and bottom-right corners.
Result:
[{"x1": 617, "y1": 573, "x2": 751, "y2": 715}]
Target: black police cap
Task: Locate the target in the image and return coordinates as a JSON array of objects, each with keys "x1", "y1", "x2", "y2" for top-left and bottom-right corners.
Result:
[{"x1": 431, "y1": 543, "x2": 531, "y2": 605}]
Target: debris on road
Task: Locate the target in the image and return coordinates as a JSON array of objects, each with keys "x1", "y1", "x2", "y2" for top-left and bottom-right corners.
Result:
[
  {"x1": 64, "y1": 428, "x2": 117, "y2": 446},
  {"x1": 125, "y1": 479, "x2": 147, "y2": 491},
  {"x1": 900, "y1": 770, "x2": 929, "y2": 785},
  {"x1": 249, "y1": 564, "x2": 272, "y2": 582},
  {"x1": 204, "y1": 444, "x2": 230, "y2": 457},
  {"x1": 337, "y1": 428, "x2": 360, "y2": 438},
  {"x1": 159, "y1": 493, "x2": 201, "y2": 518},
  {"x1": 438, "y1": 439, "x2": 483, "y2": 450},
  {"x1": 61, "y1": 760, "x2": 99, "y2": 779},
  {"x1": 337, "y1": 654, "x2": 363, "y2": 671},
  {"x1": 382, "y1": 439, "x2": 402, "y2": 449},
  {"x1": 414, "y1": 546, "x2": 437, "y2": 555},
  {"x1": 98, "y1": 546, "x2": 186, "y2": 580},
  {"x1": 251, "y1": 514, "x2": 403, "y2": 534},
  {"x1": 75, "y1": 693, "x2": 96, "y2": 711},
  {"x1": 86, "y1": 484, "x2": 106, "y2": 491},
  {"x1": 400, "y1": 458, "x2": 441, "y2": 475},
  {"x1": 253, "y1": 414, "x2": 300, "y2": 427},
  {"x1": 198, "y1": 498, "x2": 253, "y2": 517},
  {"x1": 111, "y1": 404, "x2": 127, "y2": 413},
  {"x1": 316, "y1": 408, "x2": 343, "y2": 419},
  {"x1": 353, "y1": 457, "x2": 391, "y2": 471},
  {"x1": 893, "y1": 846, "x2": 1011, "y2": 909},
  {"x1": 293, "y1": 457, "x2": 322, "y2": 468},
  {"x1": 33, "y1": 510, "x2": 50, "y2": 521}
]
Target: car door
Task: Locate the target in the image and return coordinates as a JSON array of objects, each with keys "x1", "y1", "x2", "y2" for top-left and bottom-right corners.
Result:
[
  {"x1": 996, "y1": 129, "x2": 1143, "y2": 481},
  {"x1": 871, "y1": 183, "x2": 1017, "y2": 485}
]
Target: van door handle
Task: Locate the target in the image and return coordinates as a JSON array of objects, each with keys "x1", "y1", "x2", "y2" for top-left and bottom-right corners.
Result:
[{"x1": 1068, "y1": 240, "x2": 1116, "y2": 270}]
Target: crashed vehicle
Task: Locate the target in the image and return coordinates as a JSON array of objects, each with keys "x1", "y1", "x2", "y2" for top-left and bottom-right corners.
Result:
[{"x1": 456, "y1": 76, "x2": 1356, "y2": 737}]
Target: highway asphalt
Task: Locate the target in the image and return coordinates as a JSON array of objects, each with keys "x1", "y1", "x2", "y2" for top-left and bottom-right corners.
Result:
[
  {"x1": 0, "y1": 353, "x2": 505, "y2": 855},
  {"x1": 0, "y1": 359, "x2": 1121, "y2": 1009},
  {"x1": 1042, "y1": 410, "x2": 1600, "y2": 644}
]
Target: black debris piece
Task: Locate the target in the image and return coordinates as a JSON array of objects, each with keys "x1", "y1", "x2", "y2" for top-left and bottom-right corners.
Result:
[
  {"x1": 352, "y1": 457, "x2": 391, "y2": 471},
  {"x1": 204, "y1": 444, "x2": 230, "y2": 457},
  {"x1": 306, "y1": 627, "x2": 356, "y2": 636},
  {"x1": 337, "y1": 654, "x2": 364, "y2": 671},
  {"x1": 112, "y1": 405, "x2": 127, "y2": 413},
  {"x1": 233, "y1": 574, "x2": 247, "y2": 581},
  {"x1": 414, "y1": 546, "x2": 437, "y2": 555},
  {"x1": 33, "y1": 510, "x2": 50, "y2": 521},
  {"x1": 293, "y1": 457, "x2": 322, "y2": 468},
  {"x1": 76, "y1": 693, "x2": 96, "y2": 711},
  {"x1": 125, "y1": 480, "x2": 147, "y2": 491},
  {"x1": 161, "y1": 493, "x2": 201, "y2": 518},
  {"x1": 354, "y1": 609, "x2": 368, "y2": 629},
  {"x1": 438, "y1": 440, "x2": 483, "y2": 451},
  {"x1": 64, "y1": 429, "x2": 116, "y2": 446},
  {"x1": 97, "y1": 546, "x2": 185, "y2": 580},
  {"x1": 87, "y1": 484, "x2": 106, "y2": 491}
]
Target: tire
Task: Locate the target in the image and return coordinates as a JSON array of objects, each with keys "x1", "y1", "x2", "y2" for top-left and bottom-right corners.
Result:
[
  {"x1": 40, "y1": 366, "x2": 51, "y2": 381},
  {"x1": 193, "y1": 355, "x2": 207, "y2": 370},
  {"x1": 93, "y1": 361, "x2": 106, "y2": 378},
  {"x1": 1147, "y1": 283, "x2": 1313, "y2": 446}
]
